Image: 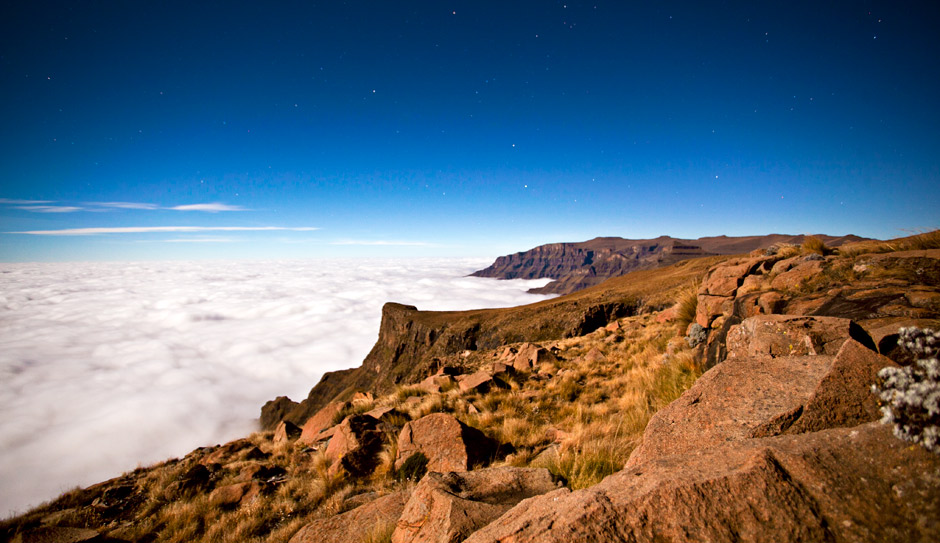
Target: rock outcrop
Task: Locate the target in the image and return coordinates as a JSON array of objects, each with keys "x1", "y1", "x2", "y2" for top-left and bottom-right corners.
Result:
[
  {"x1": 463, "y1": 327, "x2": 938, "y2": 543},
  {"x1": 289, "y1": 491, "x2": 411, "y2": 543},
  {"x1": 392, "y1": 467, "x2": 560, "y2": 543},
  {"x1": 472, "y1": 234, "x2": 864, "y2": 295},
  {"x1": 277, "y1": 293, "x2": 641, "y2": 424},
  {"x1": 395, "y1": 414, "x2": 500, "y2": 473},
  {"x1": 465, "y1": 423, "x2": 940, "y2": 543}
]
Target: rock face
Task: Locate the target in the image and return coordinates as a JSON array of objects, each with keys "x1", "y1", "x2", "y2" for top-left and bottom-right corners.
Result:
[
  {"x1": 465, "y1": 332, "x2": 936, "y2": 543},
  {"x1": 273, "y1": 420, "x2": 301, "y2": 443},
  {"x1": 627, "y1": 335, "x2": 896, "y2": 467},
  {"x1": 692, "y1": 248, "x2": 940, "y2": 368},
  {"x1": 298, "y1": 401, "x2": 348, "y2": 445},
  {"x1": 392, "y1": 467, "x2": 560, "y2": 543},
  {"x1": 260, "y1": 395, "x2": 300, "y2": 431},
  {"x1": 289, "y1": 491, "x2": 411, "y2": 543},
  {"x1": 472, "y1": 234, "x2": 864, "y2": 295},
  {"x1": 465, "y1": 423, "x2": 940, "y2": 543},
  {"x1": 395, "y1": 414, "x2": 499, "y2": 473},
  {"x1": 324, "y1": 415, "x2": 386, "y2": 477},
  {"x1": 725, "y1": 314, "x2": 876, "y2": 359},
  {"x1": 280, "y1": 294, "x2": 639, "y2": 423}
]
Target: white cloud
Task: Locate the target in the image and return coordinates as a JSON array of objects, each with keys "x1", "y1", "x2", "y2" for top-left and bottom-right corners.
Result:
[
  {"x1": 13, "y1": 205, "x2": 84, "y2": 213},
  {"x1": 90, "y1": 202, "x2": 162, "y2": 210},
  {"x1": 0, "y1": 198, "x2": 54, "y2": 205},
  {"x1": 330, "y1": 240, "x2": 433, "y2": 246},
  {"x1": 160, "y1": 237, "x2": 238, "y2": 243},
  {"x1": 0, "y1": 258, "x2": 555, "y2": 516},
  {"x1": 7, "y1": 226, "x2": 320, "y2": 235},
  {"x1": 170, "y1": 203, "x2": 248, "y2": 212}
]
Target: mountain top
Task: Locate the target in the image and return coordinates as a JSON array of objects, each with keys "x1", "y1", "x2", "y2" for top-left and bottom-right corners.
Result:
[{"x1": 471, "y1": 233, "x2": 868, "y2": 295}]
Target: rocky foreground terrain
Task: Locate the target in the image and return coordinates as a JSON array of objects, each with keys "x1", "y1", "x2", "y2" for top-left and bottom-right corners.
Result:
[
  {"x1": 471, "y1": 234, "x2": 866, "y2": 295},
  {"x1": 3, "y1": 232, "x2": 939, "y2": 543}
]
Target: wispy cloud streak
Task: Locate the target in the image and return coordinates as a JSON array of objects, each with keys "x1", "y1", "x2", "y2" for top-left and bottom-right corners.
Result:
[
  {"x1": 330, "y1": 239, "x2": 432, "y2": 246},
  {"x1": 170, "y1": 203, "x2": 248, "y2": 212},
  {"x1": 0, "y1": 198, "x2": 54, "y2": 205},
  {"x1": 90, "y1": 202, "x2": 162, "y2": 210},
  {"x1": 8, "y1": 226, "x2": 319, "y2": 236},
  {"x1": 13, "y1": 205, "x2": 84, "y2": 213}
]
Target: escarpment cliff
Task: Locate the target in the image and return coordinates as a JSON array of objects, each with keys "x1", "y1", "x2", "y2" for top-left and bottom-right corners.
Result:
[
  {"x1": 473, "y1": 234, "x2": 866, "y2": 295},
  {"x1": 267, "y1": 255, "x2": 729, "y2": 428}
]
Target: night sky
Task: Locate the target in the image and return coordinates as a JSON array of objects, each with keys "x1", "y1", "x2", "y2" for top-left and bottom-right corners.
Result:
[{"x1": 2, "y1": 1, "x2": 938, "y2": 261}]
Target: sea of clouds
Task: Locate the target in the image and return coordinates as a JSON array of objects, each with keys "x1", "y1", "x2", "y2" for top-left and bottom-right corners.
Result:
[{"x1": 0, "y1": 258, "x2": 554, "y2": 517}]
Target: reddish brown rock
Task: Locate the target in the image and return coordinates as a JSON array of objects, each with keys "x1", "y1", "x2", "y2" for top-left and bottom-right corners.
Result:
[
  {"x1": 655, "y1": 305, "x2": 678, "y2": 323},
  {"x1": 289, "y1": 490, "x2": 411, "y2": 543},
  {"x1": 395, "y1": 413, "x2": 499, "y2": 473},
  {"x1": 273, "y1": 420, "x2": 302, "y2": 443},
  {"x1": 737, "y1": 274, "x2": 765, "y2": 295},
  {"x1": 201, "y1": 438, "x2": 256, "y2": 464},
  {"x1": 627, "y1": 354, "x2": 835, "y2": 467},
  {"x1": 208, "y1": 482, "x2": 261, "y2": 509},
  {"x1": 758, "y1": 290, "x2": 786, "y2": 314},
  {"x1": 457, "y1": 371, "x2": 509, "y2": 393},
  {"x1": 701, "y1": 260, "x2": 753, "y2": 297},
  {"x1": 770, "y1": 259, "x2": 824, "y2": 290},
  {"x1": 726, "y1": 314, "x2": 874, "y2": 359},
  {"x1": 488, "y1": 361, "x2": 514, "y2": 377},
  {"x1": 464, "y1": 423, "x2": 940, "y2": 543},
  {"x1": 418, "y1": 374, "x2": 456, "y2": 394},
  {"x1": 695, "y1": 294, "x2": 733, "y2": 328},
  {"x1": 511, "y1": 343, "x2": 558, "y2": 373},
  {"x1": 391, "y1": 467, "x2": 560, "y2": 543},
  {"x1": 298, "y1": 401, "x2": 348, "y2": 445},
  {"x1": 324, "y1": 414, "x2": 386, "y2": 477},
  {"x1": 260, "y1": 395, "x2": 300, "y2": 431},
  {"x1": 582, "y1": 347, "x2": 607, "y2": 364},
  {"x1": 787, "y1": 339, "x2": 897, "y2": 434},
  {"x1": 364, "y1": 405, "x2": 406, "y2": 424},
  {"x1": 770, "y1": 255, "x2": 800, "y2": 275},
  {"x1": 629, "y1": 337, "x2": 892, "y2": 468}
]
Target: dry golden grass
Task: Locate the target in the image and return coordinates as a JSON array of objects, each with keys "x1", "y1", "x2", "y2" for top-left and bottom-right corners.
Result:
[
  {"x1": 838, "y1": 229, "x2": 940, "y2": 257},
  {"x1": 674, "y1": 281, "x2": 700, "y2": 331},
  {"x1": 801, "y1": 236, "x2": 830, "y2": 256}
]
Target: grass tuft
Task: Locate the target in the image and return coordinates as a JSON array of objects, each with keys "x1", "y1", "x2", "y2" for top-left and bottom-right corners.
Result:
[{"x1": 801, "y1": 236, "x2": 830, "y2": 256}]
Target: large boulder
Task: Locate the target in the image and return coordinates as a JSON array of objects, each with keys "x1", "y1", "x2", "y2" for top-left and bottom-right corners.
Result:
[
  {"x1": 324, "y1": 414, "x2": 386, "y2": 477},
  {"x1": 511, "y1": 343, "x2": 558, "y2": 373},
  {"x1": 395, "y1": 413, "x2": 499, "y2": 473},
  {"x1": 465, "y1": 423, "x2": 940, "y2": 543},
  {"x1": 298, "y1": 400, "x2": 348, "y2": 445},
  {"x1": 627, "y1": 354, "x2": 834, "y2": 466},
  {"x1": 770, "y1": 259, "x2": 824, "y2": 290},
  {"x1": 392, "y1": 467, "x2": 561, "y2": 543},
  {"x1": 289, "y1": 490, "x2": 411, "y2": 543},
  {"x1": 260, "y1": 395, "x2": 300, "y2": 431},
  {"x1": 273, "y1": 420, "x2": 302, "y2": 443},
  {"x1": 628, "y1": 338, "x2": 895, "y2": 468},
  {"x1": 457, "y1": 371, "x2": 509, "y2": 394},
  {"x1": 725, "y1": 315, "x2": 875, "y2": 359},
  {"x1": 787, "y1": 339, "x2": 898, "y2": 434}
]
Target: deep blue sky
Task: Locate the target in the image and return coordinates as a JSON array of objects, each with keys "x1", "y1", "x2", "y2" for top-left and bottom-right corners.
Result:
[{"x1": 1, "y1": 1, "x2": 938, "y2": 261}]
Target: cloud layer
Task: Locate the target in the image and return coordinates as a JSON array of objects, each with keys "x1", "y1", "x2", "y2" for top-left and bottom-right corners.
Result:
[{"x1": 0, "y1": 259, "x2": 553, "y2": 516}]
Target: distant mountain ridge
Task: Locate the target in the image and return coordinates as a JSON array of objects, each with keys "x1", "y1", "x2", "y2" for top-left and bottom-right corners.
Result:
[{"x1": 471, "y1": 234, "x2": 868, "y2": 295}]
